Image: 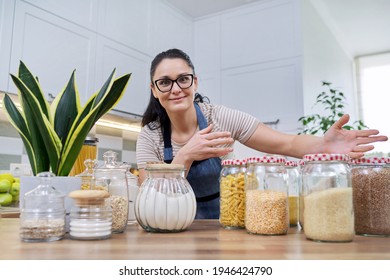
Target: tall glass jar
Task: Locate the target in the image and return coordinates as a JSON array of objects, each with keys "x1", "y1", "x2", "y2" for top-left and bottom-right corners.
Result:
[
  {"x1": 94, "y1": 151, "x2": 128, "y2": 233},
  {"x1": 69, "y1": 137, "x2": 98, "y2": 176},
  {"x1": 68, "y1": 190, "x2": 112, "y2": 240},
  {"x1": 122, "y1": 162, "x2": 139, "y2": 225},
  {"x1": 20, "y1": 172, "x2": 65, "y2": 242},
  {"x1": 285, "y1": 160, "x2": 300, "y2": 227},
  {"x1": 302, "y1": 154, "x2": 354, "y2": 242},
  {"x1": 219, "y1": 159, "x2": 246, "y2": 229},
  {"x1": 351, "y1": 157, "x2": 390, "y2": 237},
  {"x1": 245, "y1": 156, "x2": 289, "y2": 235},
  {"x1": 298, "y1": 159, "x2": 305, "y2": 229},
  {"x1": 135, "y1": 163, "x2": 196, "y2": 233}
]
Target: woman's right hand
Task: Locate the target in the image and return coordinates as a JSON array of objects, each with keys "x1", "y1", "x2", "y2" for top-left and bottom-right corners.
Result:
[{"x1": 173, "y1": 124, "x2": 234, "y2": 167}]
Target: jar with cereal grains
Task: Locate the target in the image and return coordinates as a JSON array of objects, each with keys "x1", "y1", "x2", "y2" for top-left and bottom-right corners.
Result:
[
  {"x1": 298, "y1": 159, "x2": 305, "y2": 229},
  {"x1": 219, "y1": 159, "x2": 246, "y2": 229},
  {"x1": 351, "y1": 157, "x2": 390, "y2": 237},
  {"x1": 285, "y1": 160, "x2": 300, "y2": 227},
  {"x1": 245, "y1": 156, "x2": 289, "y2": 235},
  {"x1": 302, "y1": 154, "x2": 354, "y2": 242}
]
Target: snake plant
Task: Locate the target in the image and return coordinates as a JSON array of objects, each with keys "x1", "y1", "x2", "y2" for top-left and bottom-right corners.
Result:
[{"x1": 2, "y1": 61, "x2": 131, "y2": 176}]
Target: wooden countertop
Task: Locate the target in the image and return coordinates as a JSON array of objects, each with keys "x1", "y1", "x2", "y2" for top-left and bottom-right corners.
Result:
[{"x1": 0, "y1": 218, "x2": 389, "y2": 260}]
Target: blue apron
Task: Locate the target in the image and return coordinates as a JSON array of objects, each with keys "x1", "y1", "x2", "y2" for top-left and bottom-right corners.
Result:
[{"x1": 163, "y1": 103, "x2": 221, "y2": 219}]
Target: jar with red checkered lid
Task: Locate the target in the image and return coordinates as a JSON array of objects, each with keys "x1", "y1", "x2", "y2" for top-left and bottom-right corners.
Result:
[
  {"x1": 351, "y1": 157, "x2": 390, "y2": 237},
  {"x1": 302, "y1": 153, "x2": 354, "y2": 242},
  {"x1": 245, "y1": 155, "x2": 288, "y2": 235},
  {"x1": 219, "y1": 159, "x2": 247, "y2": 229},
  {"x1": 285, "y1": 160, "x2": 300, "y2": 227}
]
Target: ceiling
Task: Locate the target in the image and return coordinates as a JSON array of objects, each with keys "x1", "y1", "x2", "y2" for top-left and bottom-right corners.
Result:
[{"x1": 166, "y1": 0, "x2": 390, "y2": 58}]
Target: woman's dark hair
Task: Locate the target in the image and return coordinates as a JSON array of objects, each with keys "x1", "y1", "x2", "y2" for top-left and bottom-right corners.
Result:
[{"x1": 141, "y1": 48, "x2": 208, "y2": 129}]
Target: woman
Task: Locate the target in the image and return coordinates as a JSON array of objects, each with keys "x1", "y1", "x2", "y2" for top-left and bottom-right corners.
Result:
[{"x1": 136, "y1": 48, "x2": 388, "y2": 219}]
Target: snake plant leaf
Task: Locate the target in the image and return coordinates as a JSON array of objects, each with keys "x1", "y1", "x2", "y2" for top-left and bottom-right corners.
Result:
[
  {"x1": 10, "y1": 74, "x2": 62, "y2": 173},
  {"x1": 2, "y1": 94, "x2": 39, "y2": 175},
  {"x1": 57, "y1": 73, "x2": 131, "y2": 176},
  {"x1": 50, "y1": 70, "x2": 80, "y2": 146},
  {"x1": 17, "y1": 61, "x2": 50, "y2": 121}
]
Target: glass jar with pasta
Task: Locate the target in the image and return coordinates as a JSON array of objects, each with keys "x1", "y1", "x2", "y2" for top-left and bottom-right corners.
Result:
[
  {"x1": 69, "y1": 137, "x2": 99, "y2": 176},
  {"x1": 219, "y1": 159, "x2": 246, "y2": 229},
  {"x1": 245, "y1": 156, "x2": 289, "y2": 235}
]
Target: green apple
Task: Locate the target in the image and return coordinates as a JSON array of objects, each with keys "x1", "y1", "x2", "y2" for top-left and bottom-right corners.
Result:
[
  {"x1": 0, "y1": 173, "x2": 14, "y2": 185},
  {"x1": 0, "y1": 179, "x2": 11, "y2": 193},
  {"x1": 10, "y1": 183, "x2": 20, "y2": 201},
  {"x1": 0, "y1": 193, "x2": 13, "y2": 206}
]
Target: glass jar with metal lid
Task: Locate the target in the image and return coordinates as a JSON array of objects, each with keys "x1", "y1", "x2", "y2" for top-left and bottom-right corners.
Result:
[
  {"x1": 285, "y1": 160, "x2": 300, "y2": 227},
  {"x1": 302, "y1": 153, "x2": 354, "y2": 242},
  {"x1": 135, "y1": 163, "x2": 196, "y2": 233},
  {"x1": 219, "y1": 159, "x2": 246, "y2": 229},
  {"x1": 351, "y1": 157, "x2": 390, "y2": 237},
  {"x1": 245, "y1": 155, "x2": 289, "y2": 235},
  {"x1": 69, "y1": 136, "x2": 99, "y2": 176}
]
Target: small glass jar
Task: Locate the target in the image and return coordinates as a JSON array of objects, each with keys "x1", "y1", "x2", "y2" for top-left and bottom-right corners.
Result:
[
  {"x1": 94, "y1": 151, "x2": 129, "y2": 233},
  {"x1": 68, "y1": 190, "x2": 112, "y2": 240},
  {"x1": 245, "y1": 156, "x2": 289, "y2": 235},
  {"x1": 302, "y1": 154, "x2": 354, "y2": 242},
  {"x1": 69, "y1": 137, "x2": 99, "y2": 176},
  {"x1": 351, "y1": 157, "x2": 390, "y2": 237},
  {"x1": 76, "y1": 159, "x2": 98, "y2": 190},
  {"x1": 122, "y1": 162, "x2": 139, "y2": 225},
  {"x1": 20, "y1": 172, "x2": 66, "y2": 242},
  {"x1": 219, "y1": 159, "x2": 246, "y2": 229},
  {"x1": 135, "y1": 163, "x2": 196, "y2": 233},
  {"x1": 298, "y1": 159, "x2": 305, "y2": 229},
  {"x1": 285, "y1": 160, "x2": 300, "y2": 227}
]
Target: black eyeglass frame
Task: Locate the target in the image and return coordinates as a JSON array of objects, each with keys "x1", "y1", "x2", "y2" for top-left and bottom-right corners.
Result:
[{"x1": 153, "y1": 74, "x2": 194, "y2": 93}]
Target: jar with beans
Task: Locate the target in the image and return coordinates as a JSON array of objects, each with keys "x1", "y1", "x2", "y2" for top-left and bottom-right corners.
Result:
[
  {"x1": 302, "y1": 154, "x2": 354, "y2": 242},
  {"x1": 351, "y1": 157, "x2": 390, "y2": 237},
  {"x1": 245, "y1": 156, "x2": 289, "y2": 235},
  {"x1": 219, "y1": 159, "x2": 246, "y2": 229},
  {"x1": 285, "y1": 160, "x2": 300, "y2": 227}
]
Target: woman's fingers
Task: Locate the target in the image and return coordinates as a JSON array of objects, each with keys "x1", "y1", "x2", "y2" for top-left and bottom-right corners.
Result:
[{"x1": 356, "y1": 135, "x2": 388, "y2": 145}]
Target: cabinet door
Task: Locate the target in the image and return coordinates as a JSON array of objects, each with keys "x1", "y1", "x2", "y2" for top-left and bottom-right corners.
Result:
[
  {"x1": 0, "y1": 0, "x2": 15, "y2": 92},
  {"x1": 9, "y1": 1, "x2": 97, "y2": 104},
  {"x1": 95, "y1": 37, "x2": 151, "y2": 116}
]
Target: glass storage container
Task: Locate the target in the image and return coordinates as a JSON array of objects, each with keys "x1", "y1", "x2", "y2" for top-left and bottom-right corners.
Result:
[
  {"x1": 245, "y1": 156, "x2": 289, "y2": 235},
  {"x1": 135, "y1": 163, "x2": 196, "y2": 233},
  {"x1": 68, "y1": 190, "x2": 112, "y2": 240},
  {"x1": 219, "y1": 159, "x2": 246, "y2": 229},
  {"x1": 76, "y1": 159, "x2": 98, "y2": 190},
  {"x1": 285, "y1": 160, "x2": 300, "y2": 227},
  {"x1": 69, "y1": 136, "x2": 98, "y2": 176},
  {"x1": 298, "y1": 159, "x2": 305, "y2": 229},
  {"x1": 302, "y1": 153, "x2": 354, "y2": 242},
  {"x1": 20, "y1": 172, "x2": 65, "y2": 242},
  {"x1": 122, "y1": 162, "x2": 139, "y2": 225},
  {"x1": 351, "y1": 157, "x2": 390, "y2": 237},
  {"x1": 94, "y1": 151, "x2": 128, "y2": 233}
]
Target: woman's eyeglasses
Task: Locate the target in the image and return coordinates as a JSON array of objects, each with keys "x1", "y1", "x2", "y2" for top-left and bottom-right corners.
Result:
[{"x1": 154, "y1": 74, "x2": 194, "y2": 93}]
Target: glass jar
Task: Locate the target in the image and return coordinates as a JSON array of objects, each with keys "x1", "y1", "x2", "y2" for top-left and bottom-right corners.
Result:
[
  {"x1": 69, "y1": 136, "x2": 98, "y2": 176},
  {"x1": 298, "y1": 159, "x2": 305, "y2": 229},
  {"x1": 135, "y1": 163, "x2": 196, "y2": 233},
  {"x1": 285, "y1": 160, "x2": 300, "y2": 227},
  {"x1": 351, "y1": 157, "x2": 390, "y2": 237},
  {"x1": 94, "y1": 151, "x2": 128, "y2": 233},
  {"x1": 302, "y1": 153, "x2": 354, "y2": 242},
  {"x1": 68, "y1": 190, "x2": 112, "y2": 240},
  {"x1": 76, "y1": 159, "x2": 98, "y2": 190},
  {"x1": 122, "y1": 162, "x2": 139, "y2": 225},
  {"x1": 20, "y1": 172, "x2": 65, "y2": 242},
  {"x1": 245, "y1": 156, "x2": 289, "y2": 235},
  {"x1": 219, "y1": 159, "x2": 246, "y2": 229}
]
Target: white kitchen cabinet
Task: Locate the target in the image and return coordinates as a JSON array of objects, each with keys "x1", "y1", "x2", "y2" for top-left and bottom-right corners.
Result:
[
  {"x1": 9, "y1": 0, "x2": 97, "y2": 104},
  {"x1": 95, "y1": 37, "x2": 151, "y2": 116},
  {"x1": 0, "y1": 0, "x2": 15, "y2": 93}
]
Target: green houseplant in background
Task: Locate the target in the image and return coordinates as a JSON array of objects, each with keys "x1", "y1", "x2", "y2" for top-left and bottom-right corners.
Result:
[
  {"x1": 298, "y1": 81, "x2": 367, "y2": 135},
  {"x1": 2, "y1": 61, "x2": 131, "y2": 176}
]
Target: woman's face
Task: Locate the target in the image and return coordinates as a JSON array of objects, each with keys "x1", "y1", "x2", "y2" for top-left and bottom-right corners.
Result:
[{"x1": 151, "y1": 58, "x2": 198, "y2": 114}]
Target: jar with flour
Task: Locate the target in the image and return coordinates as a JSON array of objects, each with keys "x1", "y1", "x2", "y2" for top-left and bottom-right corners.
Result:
[{"x1": 135, "y1": 163, "x2": 196, "y2": 232}]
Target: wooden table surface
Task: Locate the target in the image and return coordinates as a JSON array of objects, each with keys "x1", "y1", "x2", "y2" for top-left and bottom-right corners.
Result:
[{"x1": 0, "y1": 218, "x2": 389, "y2": 260}]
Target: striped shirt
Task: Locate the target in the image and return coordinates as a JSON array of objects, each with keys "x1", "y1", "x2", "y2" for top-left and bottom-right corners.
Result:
[{"x1": 136, "y1": 102, "x2": 259, "y2": 169}]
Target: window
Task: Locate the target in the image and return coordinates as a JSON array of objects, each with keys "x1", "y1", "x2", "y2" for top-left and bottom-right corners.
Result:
[{"x1": 356, "y1": 53, "x2": 390, "y2": 155}]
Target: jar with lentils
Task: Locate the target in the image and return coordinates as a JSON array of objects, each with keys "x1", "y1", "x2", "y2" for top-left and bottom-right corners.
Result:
[
  {"x1": 219, "y1": 159, "x2": 246, "y2": 229},
  {"x1": 351, "y1": 157, "x2": 390, "y2": 237},
  {"x1": 245, "y1": 156, "x2": 289, "y2": 235},
  {"x1": 302, "y1": 154, "x2": 354, "y2": 242},
  {"x1": 285, "y1": 160, "x2": 300, "y2": 227}
]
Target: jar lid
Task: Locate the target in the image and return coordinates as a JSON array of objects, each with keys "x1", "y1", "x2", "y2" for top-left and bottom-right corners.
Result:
[
  {"x1": 285, "y1": 160, "x2": 298, "y2": 167},
  {"x1": 222, "y1": 159, "x2": 247, "y2": 166},
  {"x1": 247, "y1": 155, "x2": 286, "y2": 164},
  {"x1": 298, "y1": 159, "x2": 305, "y2": 166},
  {"x1": 350, "y1": 157, "x2": 389, "y2": 165},
  {"x1": 69, "y1": 190, "x2": 110, "y2": 205},
  {"x1": 84, "y1": 136, "x2": 99, "y2": 144},
  {"x1": 145, "y1": 163, "x2": 185, "y2": 170},
  {"x1": 303, "y1": 153, "x2": 350, "y2": 162}
]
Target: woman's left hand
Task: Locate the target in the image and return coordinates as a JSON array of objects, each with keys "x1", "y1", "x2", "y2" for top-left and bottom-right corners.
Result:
[{"x1": 323, "y1": 114, "x2": 388, "y2": 158}]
